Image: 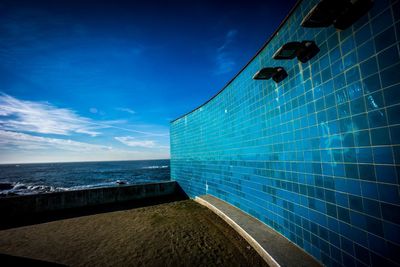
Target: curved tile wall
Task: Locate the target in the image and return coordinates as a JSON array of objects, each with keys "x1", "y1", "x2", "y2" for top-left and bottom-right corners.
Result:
[{"x1": 170, "y1": 0, "x2": 400, "y2": 266}]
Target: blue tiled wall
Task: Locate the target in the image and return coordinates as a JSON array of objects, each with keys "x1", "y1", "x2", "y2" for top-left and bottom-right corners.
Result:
[{"x1": 170, "y1": 0, "x2": 400, "y2": 266}]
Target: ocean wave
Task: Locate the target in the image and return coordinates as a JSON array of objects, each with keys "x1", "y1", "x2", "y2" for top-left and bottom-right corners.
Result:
[
  {"x1": 141, "y1": 165, "x2": 169, "y2": 169},
  {"x1": 0, "y1": 182, "x2": 59, "y2": 197},
  {"x1": 0, "y1": 180, "x2": 131, "y2": 197}
]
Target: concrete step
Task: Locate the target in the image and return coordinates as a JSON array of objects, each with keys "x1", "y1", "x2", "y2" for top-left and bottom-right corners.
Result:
[{"x1": 195, "y1": 194, "x2": 322, "y2": 267}]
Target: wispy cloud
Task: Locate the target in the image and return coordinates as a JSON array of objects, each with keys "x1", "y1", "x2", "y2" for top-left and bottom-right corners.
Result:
[
  {"x1": 116, "y1": 107, "x2": 136, "y2": 115},
  {"x1": 0, "y1": 94, "x2": 103, "y2": 136},
  {"x1": 0, "y1": 129, "x2": 111, "y2": 152},
  {"x1": 0, "y1": 94, "x2": 168, "y2": 137},
  {"x1": 115, "y1": 136, "x2": 156, "y2": 148},
  {"x1": 214, "y1": 29, "x2": 237, "y2": 75},
  {"x1": 0, "y1": 129, "x2": 170, "y2": 163}
]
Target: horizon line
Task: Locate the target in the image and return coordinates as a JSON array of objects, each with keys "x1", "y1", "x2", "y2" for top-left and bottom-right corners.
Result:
[{"x1": 0, "y1": 158, "x2": 171, "y2": 165}]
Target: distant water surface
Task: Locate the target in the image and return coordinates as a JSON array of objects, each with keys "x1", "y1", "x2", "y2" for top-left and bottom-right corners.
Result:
[{"x1": 0, "y1": 159, "x2": 170, "y2": 197}]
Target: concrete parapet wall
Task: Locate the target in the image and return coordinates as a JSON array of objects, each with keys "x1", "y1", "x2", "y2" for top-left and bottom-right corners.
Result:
[{"x1": 0, "y1": 181, "x2": 178, "y2": 216}]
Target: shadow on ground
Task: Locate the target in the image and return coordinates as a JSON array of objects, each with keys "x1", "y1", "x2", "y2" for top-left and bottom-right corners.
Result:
[
  {"x1": 0, "y1": 253, "x2": 67, "y2": 267},
  {"x1": 0, "y1": 193, "x2": 188, "y2": 230}
]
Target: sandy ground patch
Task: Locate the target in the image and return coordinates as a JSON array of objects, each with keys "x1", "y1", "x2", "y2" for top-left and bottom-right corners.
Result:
[{"x1": 0, "y1": 200, "x2": 268, "y2": 267}]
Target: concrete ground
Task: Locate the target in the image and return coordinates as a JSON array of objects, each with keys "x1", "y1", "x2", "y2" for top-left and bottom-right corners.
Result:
[{"x1": 0, "y1": 200, "x2": 268, "y2": 267}]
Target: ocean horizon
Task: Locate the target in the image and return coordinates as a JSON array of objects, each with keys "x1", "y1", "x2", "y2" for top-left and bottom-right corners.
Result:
[{"x1": 0, "y1": 159, "x2": 170, "y2": 197}]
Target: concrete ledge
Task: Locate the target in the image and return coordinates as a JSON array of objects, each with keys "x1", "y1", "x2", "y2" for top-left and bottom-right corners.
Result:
[
  {"x1": 195, "y1": 195, "x2": 321, "y2": 267},
  {"x1": 0, "y1": 181, "x2": 180, "y2": 216}
]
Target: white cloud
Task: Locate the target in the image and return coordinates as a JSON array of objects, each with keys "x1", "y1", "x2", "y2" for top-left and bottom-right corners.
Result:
[
  {"x1": 89, "y1": 107, "x2": 98, "y2": 114},
  {"x1": 0, "y1": 129, "x2": 112, "y2": 152},
  {"x1": 0, "y1": 130, "x2": 170, "y2": 164},
  {"x1": 0, "y1": 94, "x2": 168, "y2": 137},
  {"x1": 214, "y1": 29, "x2": 237, "y2": 75},
  {"x1": 115, "y1": 136, "x2": 156, "y2": 148},
  {"x1": 0, "y1": 94, "x2": 170, "y2": 163},
  {"x1": 0, "y1": 94, "x2": 103, "y2": 136},
  {"x1": 217, "y1": 29, "x2": 237, "y2": 52},
  {"x1": 116, "y1": 107, "x2": 136, "y2": 115}
]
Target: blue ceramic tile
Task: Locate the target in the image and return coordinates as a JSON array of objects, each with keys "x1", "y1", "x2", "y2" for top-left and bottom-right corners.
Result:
[
  {"x1": 368, "y1": 110, "x2": 387, "y2": 128},
  {"x1": 340, "y1": 27, "x2": 353, "y2": 42},
  {"x1": 343, "y1": 51, "x2": 357, "y2": 69},
  {"x1": 354, "y1": 243, "x2": 371, "y2": 265},
  {"x1": 170, "y1": 1, "x2": 400, "y2": 266},
  {"x1": 362, "y1": 73, "x2": 381, "y2": 94},
  {"x1": 365, "y1": 92, "x2": 384, "y2": 111},
  {"x1": 331, "y1": 59, "x2": 344, "y2": 77},
  {"x1": 387, "y1": 104, "x2": 400, "y2": 125},
  {"x1": 350, "y1": 97, "x2": 366, "y2": 115},
  {"x1": 358, "y1": 164, "x2": 376, "y2": 181},
  {"x1": 357, "y1": 39, "x2": 375, "y2": 62},
  {"x1": 378, "y1": 45, "x2": 400, "y2": 70},
  {"x1": 370, "y1": 127, "x2": 391, "y2": 145},
  {"x1": 371, "y1": 9, "x2": 393, "y2": 35},
  {"x1": 369, "y1": 0, "x2": 391, "y2": 18},
  {"x1": 396, "y1": 21, "x2": 400, "y2": 44},
  {"x1": 393, "y1": 1, "x2": 400, "y2": 22},
  {"x1": 383, "y1": 84, "x2": 400, "y2": 106},
  {"x1": 380, "y1": 62, "x2": 400, "y2": 88},
  {"x1": 355, "y1": 24, "x2": 373, "y2": 46},
  {"x1": 350, "y1": 82, "x2": 364, "y2": 101},
  {"x1": 327, "y1": 33, "x2": 339, "y2": 51},
  {"x1": 355, "y1": 130, "x2": 371, "y2": 147},
  {"x1": 337, "y1": 103, "x2": 351, "y2": 118},
  {"x1": 341, "y1": 35, "x2": 356, "y2": 55},
  {"x1": 368, "y1": 236, "x2": 387, "y2": 262},
  {"x1": 390, "y1": 126, "x2": 400, "y2": 144},
  {"x1": 360, "y1": 56, "x2": 378, "y2": 78},
  {"x1": 363, "y1": 199, "x2": 381, "y2": 218},
  {"x1": 375, "y1": 165, "x2": 397, "y2": 184},
  {"x1": 320, "y1": 54, "x2": 330, "y2": 70},
  {"x1": 366, "y1": 215, "x2": 384, "y2": 237},
  {"x1": 378, "y1": 184, "x2": 400, "y2": 204},
  {"x1": 350, "y1": 210, "x2": 367, "y2": 229},
  {"x1": 337, "y1": 207, "x2": 351, "y2": 223},
  {"x1": 352, "y1": 113, "x2": 369, "y2": 129},
  {"x1": 346, "y1": 179, "x2": 361, "y2": 195},
  {"x1": 361, "y1": 181, "x2": 379, "y2": 199},
  {"x1": 321, "y1": 67, "x2": 332, "y2": 82},
  {"x1": 334, "y1": 73, "x2": 346, "y2": 90},
  {"x1": 356, "y1": 147, "x2": 373, "y2": 163},
  {"x1": 393, "y1": 146, "x2": 400, "y2": 164},
  {"x1": 373, "y1": 147, "x2": 394, "y2": 164},
  {"x1": 381, "y1": 202, "x2": 400, "y2": 224},
  {"x1": 346, "y1": 67, "x2": 361, "y2": 88},
  {"x1": 383, "y1": 221, "x2": 400, "y2": 245},
  {"x1": 348, "y1": 195, "x2": 364, "y2": 212},
  {"x1": 329, "y1": 46, "x2": 341, "y2": 64}
]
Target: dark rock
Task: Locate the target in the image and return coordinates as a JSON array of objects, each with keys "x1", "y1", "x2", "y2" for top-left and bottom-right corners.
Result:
[{"x1": 0, "y1": 183, "x2": 13, "y2": 190}]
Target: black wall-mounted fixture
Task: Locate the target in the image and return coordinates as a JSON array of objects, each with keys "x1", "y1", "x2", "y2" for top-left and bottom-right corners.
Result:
[
  {"x1": 253, "y1": 67, "x2": 288, "y2": 83},
  {"x1": 273, "y1": 41, "x2": 320, "y2": 63},
  {"x1": 301, "y1": 0, "x2": 374, "y2": 30}
]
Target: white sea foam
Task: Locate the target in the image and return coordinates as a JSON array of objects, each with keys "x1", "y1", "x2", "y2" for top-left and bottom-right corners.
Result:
[
  {"x1": 142, "y1": 165, "x2": 169, "y2": 169},
  {"x1": 0, "y1": 182, "x2": 60, "y2": 196},
  {"x1": 0, "y1": 180, "x2": 132, "y2": 197}
]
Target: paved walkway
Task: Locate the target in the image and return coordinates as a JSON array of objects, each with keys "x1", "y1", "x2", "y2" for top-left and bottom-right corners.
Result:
[{"x1": 195, "y1": 195, "x2": 321, "y2": 267}]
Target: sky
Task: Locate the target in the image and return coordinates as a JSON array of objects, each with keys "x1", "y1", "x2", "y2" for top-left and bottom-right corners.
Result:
[{"x1": 0, "y1": 0, "x2": 296, "y2": 163}]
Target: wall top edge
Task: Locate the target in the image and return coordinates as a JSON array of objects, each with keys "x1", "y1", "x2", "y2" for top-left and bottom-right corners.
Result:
[{"x1": 170, "y1": 0, "x2": 304, "y2": 124}]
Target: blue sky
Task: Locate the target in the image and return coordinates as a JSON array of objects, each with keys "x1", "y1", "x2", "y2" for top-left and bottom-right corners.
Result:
[{"x1": 0, "y1": 0, "x2": 296, "y2": 163}]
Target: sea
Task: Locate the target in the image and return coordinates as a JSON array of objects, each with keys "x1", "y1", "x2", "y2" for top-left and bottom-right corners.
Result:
[{"x1": 0, "y1": 159, "x2": 170, "y2": 197}]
